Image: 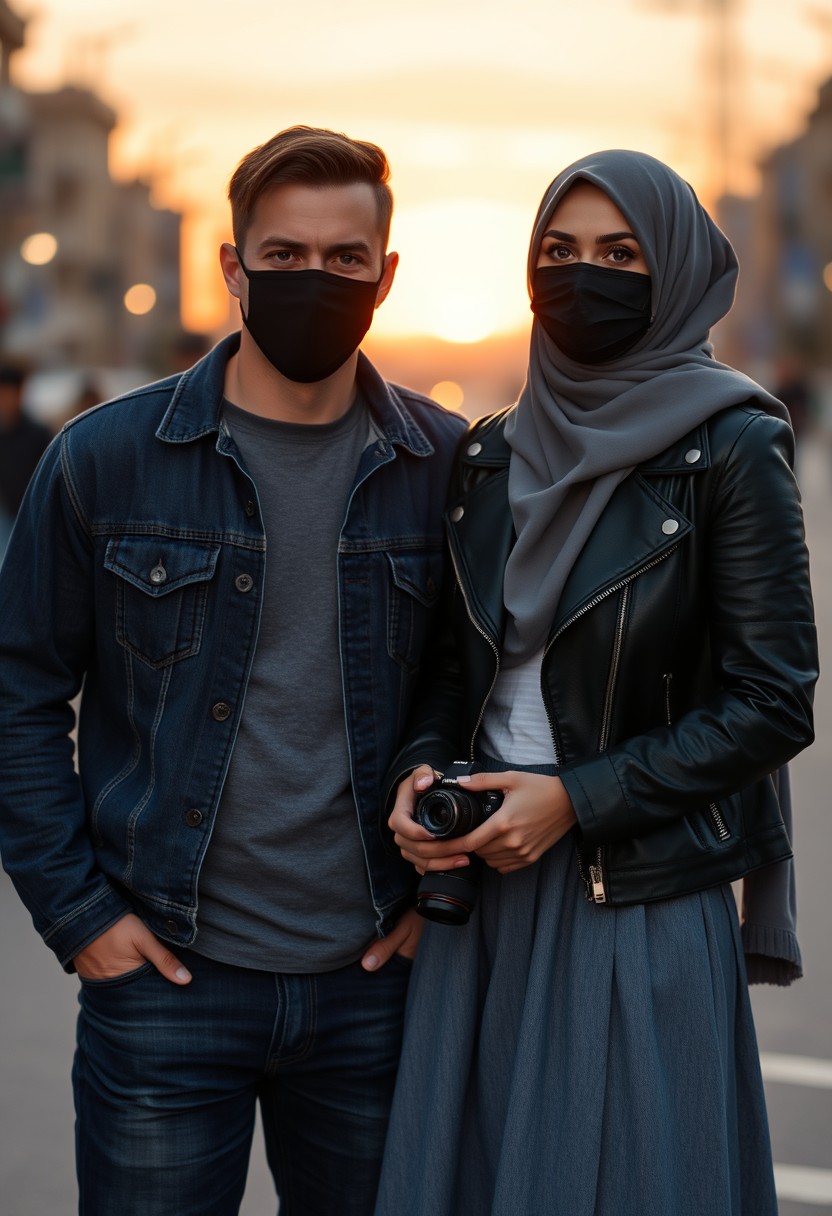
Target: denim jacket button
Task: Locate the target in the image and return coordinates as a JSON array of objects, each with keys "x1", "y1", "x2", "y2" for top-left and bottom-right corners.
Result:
[
  {"x1": 235, "y1": 574, "x2": 253, "y2": 593},
  {"x1": 165, "y1": 920, "x2": 178, "y2": 935},
  {"x1": 244, "y1": 500, "x2": 256, "y2": 517},
  {"x1": 185, "y1": 808, "x2": 203, "y2": 827},
  {"x1": 149, "y1": 564, "x2": 167, "y2": 585},
  {"x1": 211, "y1": 702, "x2": 232, "y2": 721}
]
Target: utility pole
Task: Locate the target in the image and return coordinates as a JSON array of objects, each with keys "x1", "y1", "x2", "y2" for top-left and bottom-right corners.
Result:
[{"x1": 641, "y1": 0, "x2": 738, "y2": 199}]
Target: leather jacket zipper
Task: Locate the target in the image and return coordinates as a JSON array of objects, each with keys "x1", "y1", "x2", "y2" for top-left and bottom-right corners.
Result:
[
  {"x1": 580, "y1": 588, "x2": 629, "y2": 905},
  {"x1": 665, "y1": 671, "x2": 730, "y2": 843},
  {"x1": 446, "y1": 542, "x2": 501, "y2": 760},
  {"x1": 599, "y1": 587, "x2": 629, "y2": 754},
  {"x1": 544, "y1": 547, "x2": 678, "y2": 906},
  {"x1": 708, "y1": 801, "x2": 731, "y2": 841}
]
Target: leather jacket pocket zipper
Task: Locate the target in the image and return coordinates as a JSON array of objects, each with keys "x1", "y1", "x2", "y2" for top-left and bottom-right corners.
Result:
[
  {"x1": 665, "y1": 672, "x2": 730, "y2": 842},
  {"x1": 708, "y1": 801, "x2": 731, "y2": 842}
]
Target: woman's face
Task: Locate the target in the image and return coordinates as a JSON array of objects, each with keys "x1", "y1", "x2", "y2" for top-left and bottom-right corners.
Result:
[{"x1": 536, "y1": 181, "x2": 648, "y2": 276}]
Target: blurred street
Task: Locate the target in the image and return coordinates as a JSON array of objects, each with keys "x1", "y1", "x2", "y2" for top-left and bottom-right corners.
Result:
[{"x1": 1, "y1": 436, "x2": 831, "y2": 1214}]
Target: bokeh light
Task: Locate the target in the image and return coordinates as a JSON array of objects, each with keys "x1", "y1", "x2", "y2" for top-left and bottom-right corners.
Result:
[
  {"x1": 430, "y1": 380, "x2": 465, "y2": 410},
  {"x1": 123, "y1": 284, "x2": 157, "y2": 315},
  {"x1": 21, "y1": 232, "x2": 58, "y2": 266}
]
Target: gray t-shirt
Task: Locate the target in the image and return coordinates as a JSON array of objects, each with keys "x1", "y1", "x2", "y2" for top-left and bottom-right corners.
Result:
[{"x1": 194, "y1": 395, "x2": 377, "y2": 972}]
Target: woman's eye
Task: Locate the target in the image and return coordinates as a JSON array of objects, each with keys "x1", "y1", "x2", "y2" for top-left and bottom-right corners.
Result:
[
  {"x1": 608, "y1": 245, "x2": 636, "y2": 264},
  {"x1": 544, "y1": 243, "x2": 573, "y2": 261}
]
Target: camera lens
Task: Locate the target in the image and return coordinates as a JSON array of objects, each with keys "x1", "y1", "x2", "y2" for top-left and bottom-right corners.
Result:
[
  {"x1": 414, "y1": 788, "x2": 483, "y2": 838},
  {"x1": 416, "y1": 869, "x2": 480, "y2": 925},
  {"x1": 414, "y1": 790, "x2": 460, "y2": 837}
]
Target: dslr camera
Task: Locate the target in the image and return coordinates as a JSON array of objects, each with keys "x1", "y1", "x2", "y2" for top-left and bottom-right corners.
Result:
[{"x1": 413, "y1": 761, "x2": 504, "y2": 926}]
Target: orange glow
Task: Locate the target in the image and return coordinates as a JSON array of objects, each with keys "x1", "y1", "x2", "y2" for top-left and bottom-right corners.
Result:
[
  {"x1": 376, "y1": 199, "x2": 531, "y2": 342},
  {"x1": 10, "y1": 0, "x2": 831, "y2": 342},
  {"x1": 430, "y1": 380, "x2": 465, "y2": 410},
  {"x1": 21, "y1": 232, "x2": 58, "y2": 265},
  {"x1": 124, "y1": 283, "x2": 157, "y2": 315}
]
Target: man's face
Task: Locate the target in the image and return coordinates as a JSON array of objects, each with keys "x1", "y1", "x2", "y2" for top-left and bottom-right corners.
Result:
[{"x1": 222, "y1": 181, "x2": 396, "y2": 313}]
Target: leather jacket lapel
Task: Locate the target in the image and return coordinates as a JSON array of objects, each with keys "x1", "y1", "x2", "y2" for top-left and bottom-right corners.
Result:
[{"x1": 551, "y1": 472, "x2": 693, "y2": 638}]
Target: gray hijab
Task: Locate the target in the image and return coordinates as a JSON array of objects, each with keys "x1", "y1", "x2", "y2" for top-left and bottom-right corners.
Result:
[{"x1": 503, "y1": 148, "x2": 789, "y2": 660}]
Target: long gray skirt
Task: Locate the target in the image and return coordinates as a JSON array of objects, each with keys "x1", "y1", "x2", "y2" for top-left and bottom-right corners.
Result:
[{"x1": 375, "y1": 793, "x2": 777, "y2": 1214}]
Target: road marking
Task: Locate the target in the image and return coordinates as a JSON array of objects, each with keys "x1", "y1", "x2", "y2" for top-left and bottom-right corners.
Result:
[
  {"x1": 760, "y1": 1052, "x2": 832, "y2": 1089},
  {"x1": 775, "y1": 1165, "x2": 832, "y2": 1205}
]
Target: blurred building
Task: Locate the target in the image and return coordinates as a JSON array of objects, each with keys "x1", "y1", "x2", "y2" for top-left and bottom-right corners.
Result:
[
  {"x1": 0, "y1": 0, "x2": 182, "y2": 371},
  {"x1": 717, "y1": 74, "x2": 832, "y2": 392}
]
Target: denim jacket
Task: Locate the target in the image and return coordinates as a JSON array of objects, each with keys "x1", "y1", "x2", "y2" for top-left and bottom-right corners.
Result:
[{"x1": 0, "y1": 334, "x2": 466, "y2": 967}]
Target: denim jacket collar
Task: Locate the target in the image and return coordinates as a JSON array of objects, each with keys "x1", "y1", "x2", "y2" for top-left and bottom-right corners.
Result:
[{"x1": 156, "y1": 332, "x2": 435, "y2": 457}]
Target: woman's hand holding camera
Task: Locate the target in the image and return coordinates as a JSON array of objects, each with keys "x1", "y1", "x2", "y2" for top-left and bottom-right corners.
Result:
[
  {"x1": 453, "y1": 771, "x2": 577, "y2": 873},
  {"x1": 390, "y1": 766, "x2": 577, "y2": 875}
]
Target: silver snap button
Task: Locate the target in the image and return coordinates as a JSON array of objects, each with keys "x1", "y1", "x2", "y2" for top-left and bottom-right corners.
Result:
[
  {"x1": 449, "y1": 506, "x2": 465, "y2": 523},
  {"x1": 684, "y1": 449, "x2": 701, "y2": 464},
  {"x1": 467, "y1": 442, "x2": 482, "y2": 456},
  {"x1": 149, "y1": 564, "x2": 167, "y2": 585},
  {"x1": 235, "y1": 573, "x2": 253, "y2": 593},
  {"x1": 662, "y1": 519, "x2": 680, "y2": 535}
]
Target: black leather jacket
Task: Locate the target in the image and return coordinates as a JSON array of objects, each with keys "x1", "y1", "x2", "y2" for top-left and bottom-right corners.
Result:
[{"x1": 386, "y1": 402, "x2": 818, "y2": 906}]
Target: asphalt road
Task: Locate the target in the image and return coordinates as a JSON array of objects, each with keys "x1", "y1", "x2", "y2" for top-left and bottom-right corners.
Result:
[{"x1": 1, "y1": 441, "x2": 830, "y2": 1215}]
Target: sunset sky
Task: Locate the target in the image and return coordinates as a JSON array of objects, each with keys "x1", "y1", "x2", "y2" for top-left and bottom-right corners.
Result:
[{"x1": 12, "y1": 0, "x2": 832, "y2": 341}]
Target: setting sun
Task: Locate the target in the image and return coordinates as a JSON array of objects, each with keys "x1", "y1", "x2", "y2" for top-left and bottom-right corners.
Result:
[{"x1": 374, "y1": 199, "x2": 532, "y2": 344}]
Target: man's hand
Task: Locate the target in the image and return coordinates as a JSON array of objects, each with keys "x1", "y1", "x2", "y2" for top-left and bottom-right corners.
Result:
[
  {"x1": 361, "y1": 907, "x2": 424, "y2": 971},
  {"x1": 72, "y1": 912, "x2": 192, "y2": 985}
]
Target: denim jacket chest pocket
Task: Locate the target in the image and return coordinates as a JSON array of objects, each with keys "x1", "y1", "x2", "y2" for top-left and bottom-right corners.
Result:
[
  {"x1": 104, "y1": 536, "x2": 221, "y2": 669},
  {"x1": 386, "y1": 550, "x2": 444, "y2": 672}
]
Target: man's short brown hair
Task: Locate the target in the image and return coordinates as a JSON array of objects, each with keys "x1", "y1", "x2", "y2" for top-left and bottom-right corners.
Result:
[{"x1": 228, "y1": 126, "x2": 393, "y2": 252}]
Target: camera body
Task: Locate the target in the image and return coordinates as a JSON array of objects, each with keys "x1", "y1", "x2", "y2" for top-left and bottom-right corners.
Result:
[
  {"x1": 413, "y1": 760, "x2": 504, "y2": 838},
  {"x1": 413, "y1": 761, "x2": 504, "y2": 925}
]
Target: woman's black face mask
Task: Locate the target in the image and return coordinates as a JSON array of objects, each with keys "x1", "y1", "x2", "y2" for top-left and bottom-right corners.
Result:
[
  {"x1": 236, "y1": 253, "x2": 383, "y2": 383},
  {"x1": 531, "y1": 262, "x2": 653, "y2": 365}
]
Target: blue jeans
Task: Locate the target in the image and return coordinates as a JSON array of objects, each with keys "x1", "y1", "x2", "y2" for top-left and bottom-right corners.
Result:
[{"x1": 72, "y1": 947, "x2": 412, "y2": 1215}]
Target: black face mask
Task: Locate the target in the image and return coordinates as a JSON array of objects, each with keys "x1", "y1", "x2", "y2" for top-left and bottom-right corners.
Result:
[
  {"x1": 237, "y1": 254, "x2": 382, "y2": 383},
  {"x1": 531, "y1": 262, "x2": 653, "y2": 364}
]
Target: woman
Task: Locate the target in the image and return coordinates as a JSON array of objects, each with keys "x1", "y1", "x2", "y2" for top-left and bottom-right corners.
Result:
[{"x1": 375, "y1": 150, "x2": 817, "y2": 1216}]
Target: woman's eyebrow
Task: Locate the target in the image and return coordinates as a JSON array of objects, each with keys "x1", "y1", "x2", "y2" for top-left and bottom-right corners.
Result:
[{"x1": 596, "y1": 231, "x2": 638, "y2": 243}]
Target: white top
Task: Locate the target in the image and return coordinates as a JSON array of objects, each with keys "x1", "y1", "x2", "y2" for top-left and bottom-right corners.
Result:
[{"x1": 478, "y1": 647, "x2": 556, "y2": 765}]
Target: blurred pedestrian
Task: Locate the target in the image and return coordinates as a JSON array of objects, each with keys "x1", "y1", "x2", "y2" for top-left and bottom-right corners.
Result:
[
  {"x1": 773, "y1": 355, "x2": 812, "y2": 476},
  {"x1": 0, "y1": 360, "x2": 51, "y2": 562},
  {"x1": 0, "y1": 126, "x2": 466, "y2": 1216}
]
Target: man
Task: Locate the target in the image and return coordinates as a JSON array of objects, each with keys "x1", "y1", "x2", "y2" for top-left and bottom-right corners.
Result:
[
  {"x1": 0, "y1": 361, "x2": 51, "y2": 561},
  {"x1": 0, "y1": 126, "x2": 466, "y2": 1215}
]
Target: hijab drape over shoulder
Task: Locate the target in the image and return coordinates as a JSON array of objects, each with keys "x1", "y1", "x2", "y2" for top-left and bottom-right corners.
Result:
[{"x1": 503, "y1": 149, "x2": 789, "y2": 661}]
